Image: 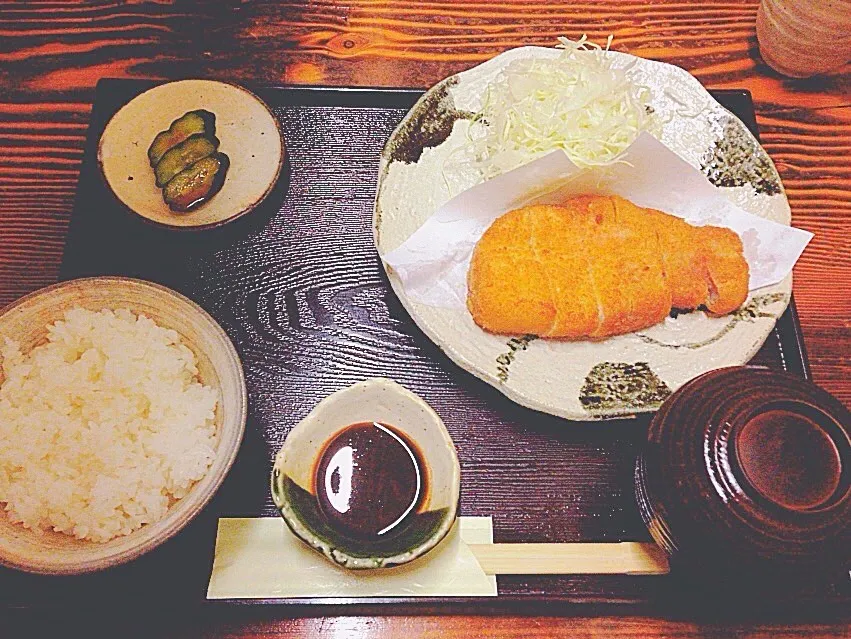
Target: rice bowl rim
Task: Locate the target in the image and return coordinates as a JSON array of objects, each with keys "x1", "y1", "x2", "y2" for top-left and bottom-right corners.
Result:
[{"x1": 0, "y1": 276, "x2": 247, "y2": 574}]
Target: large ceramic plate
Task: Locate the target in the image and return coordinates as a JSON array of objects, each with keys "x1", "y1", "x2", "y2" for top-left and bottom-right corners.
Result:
[{"x1": 374, "y1": 46, "x2": 791, "y2": 421}]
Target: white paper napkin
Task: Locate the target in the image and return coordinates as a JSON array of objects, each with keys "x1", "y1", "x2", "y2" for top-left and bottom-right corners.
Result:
[
  {"x1": 207, "y1": 516, "x2": 497, "y2": 599},
  {"x1": 382, "y1": 133, "x2": 812, "y2": 309}
]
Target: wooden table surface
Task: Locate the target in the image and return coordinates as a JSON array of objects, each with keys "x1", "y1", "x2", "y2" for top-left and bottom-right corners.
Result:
[{"x1": 0, "y1": 1, "x2": 848, "y2": 637}]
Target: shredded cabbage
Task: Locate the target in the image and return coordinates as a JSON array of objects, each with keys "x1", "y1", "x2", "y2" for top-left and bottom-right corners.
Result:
[{"x1": 465, "y1": 36, "x2": 659, "y2": 177}]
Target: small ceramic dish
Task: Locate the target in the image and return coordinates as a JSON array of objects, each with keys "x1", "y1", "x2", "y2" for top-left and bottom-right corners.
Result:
[
  {"x1": 0, "y1": 277, "x2": 247, "y2": 574},
  {"x1": 636, "y1": 366, "x2": 851, "y2": 575},
  {"x1": 271, "y1": 378, "x2": 461, "y2": 569},
  {"x1": 98, "y1": 79, "x2": 284, "y2": 229}
]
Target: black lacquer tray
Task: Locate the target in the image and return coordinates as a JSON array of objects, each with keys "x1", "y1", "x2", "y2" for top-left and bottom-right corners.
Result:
[{"x1": 3, "y1": 80, "x2": 845, "y2": 616}]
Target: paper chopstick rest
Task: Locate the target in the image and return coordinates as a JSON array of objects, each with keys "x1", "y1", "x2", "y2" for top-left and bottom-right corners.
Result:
[
  {"x1": 206, "y1": 516, "x2": 497, "y2": 599},
  {"x1": 468, "y1": 542, "x2": 669, "y2": 575},
  {"x1": 382, "y1": 132, "x2": 812, "y2": 310},
  {"x1": 207, "y1": 517, "x2": 670, "y2": 600}
]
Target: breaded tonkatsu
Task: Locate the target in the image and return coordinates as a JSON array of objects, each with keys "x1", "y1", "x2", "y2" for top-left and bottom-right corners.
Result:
[{"x1": 466, "y1": 195, "x2": 749, "y2": 339}]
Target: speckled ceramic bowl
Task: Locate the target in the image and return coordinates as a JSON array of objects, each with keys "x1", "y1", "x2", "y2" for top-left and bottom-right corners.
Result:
[
  {"x1": 0, "y1": 277, "x2": 247, "y2": 574},
  {"x1": 374, "y1": 46, "x2": 793, "y2": 420},
  {"x1": 271, "y1": 378, "x2": 461, "y2": 570}
]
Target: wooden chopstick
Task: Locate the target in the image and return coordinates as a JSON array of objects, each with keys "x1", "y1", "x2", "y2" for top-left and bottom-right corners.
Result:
[{"x1": 468, "y1": 542, "x2": 670, "y2": 575}]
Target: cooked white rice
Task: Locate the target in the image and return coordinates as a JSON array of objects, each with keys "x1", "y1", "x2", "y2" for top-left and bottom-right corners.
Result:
[{"x1": 0, "y1": 307, "x2": 218, "y2": 542}]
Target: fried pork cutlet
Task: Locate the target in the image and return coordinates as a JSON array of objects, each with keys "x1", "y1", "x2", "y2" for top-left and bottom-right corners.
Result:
[{"x1": 467, "y1": 195, "x2": 749, "y2": 339}]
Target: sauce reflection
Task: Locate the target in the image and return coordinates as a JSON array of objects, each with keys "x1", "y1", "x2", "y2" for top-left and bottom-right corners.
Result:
[{"x1": 314, "y1": 421, "x2": 425, "y2": 541}]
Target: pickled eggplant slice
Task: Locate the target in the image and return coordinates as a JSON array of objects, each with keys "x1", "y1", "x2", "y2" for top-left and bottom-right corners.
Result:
[
  {"x1": 154, "y1": 134, "x2": 218, "y2": 188},
  {"x1": 163, "y1": 152, "x2": 229, "y2": 211},
  {"x1": 147, "y1": 110, "x2": 215, "y2": 166}
]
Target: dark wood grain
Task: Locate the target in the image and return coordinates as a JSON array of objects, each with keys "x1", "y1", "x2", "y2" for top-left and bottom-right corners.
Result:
[
  {"x1": 0, "y1": 1, "x2": 849, "y2": 637},
  {"x1": 0, "y1": 81, "x2": 839, "y2": 622},
  {"x1": 0, "y1": 0, "x2": 847, "y2": 407},
  {"x1": 4, "y1": 609, "x2": 851, "y2": 639}
]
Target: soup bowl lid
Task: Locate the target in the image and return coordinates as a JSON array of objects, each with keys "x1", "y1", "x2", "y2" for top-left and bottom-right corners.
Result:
[{"x1": 639, "y1": 366, "x2": 851, "y2": 571}]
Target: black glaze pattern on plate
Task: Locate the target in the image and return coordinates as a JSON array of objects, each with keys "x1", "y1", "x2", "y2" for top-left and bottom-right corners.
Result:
[
  {"x1": 495, "y1": 334, "x2": 537, "y2": 383},
  {"x1": 701, "y1": 113, "x2": 783, "y2": 196},
  {"x1": 579, "y1": 362, "x2": 672, "y2": 414},
  {"x1": 382, "y1": 77, "x2": 474, "y2": 165},
  {"x1": 636, "y1": 293, "x2": 789, "y2": 350},
  {"x1": 0, "y1": 82, "x2": 832, "y2": 613}
]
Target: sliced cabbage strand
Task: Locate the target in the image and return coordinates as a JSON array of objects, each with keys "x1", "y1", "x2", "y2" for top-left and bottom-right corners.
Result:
[{"x1": 466, "y1": 36, "x2": 658, "y2": 177}]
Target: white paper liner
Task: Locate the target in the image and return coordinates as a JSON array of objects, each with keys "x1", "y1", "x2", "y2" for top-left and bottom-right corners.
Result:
[{"x1": 383, "y1": 133, "x2": 812, "y2": 310}]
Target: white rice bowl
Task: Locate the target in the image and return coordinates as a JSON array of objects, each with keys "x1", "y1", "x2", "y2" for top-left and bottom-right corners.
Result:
[{"x1": 0, "y1": 307, "x2": 218, "y2": 543}]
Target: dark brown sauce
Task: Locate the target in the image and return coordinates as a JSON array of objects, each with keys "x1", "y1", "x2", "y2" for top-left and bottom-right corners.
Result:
[{"x1": 313, "y1": 421, "x2": 426, "y2": 541}]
